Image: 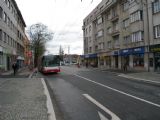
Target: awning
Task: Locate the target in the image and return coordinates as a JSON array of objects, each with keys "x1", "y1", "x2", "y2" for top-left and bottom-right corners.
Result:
[{"x1": 17, "y1": 56, "x2": 25, "y2": 60}]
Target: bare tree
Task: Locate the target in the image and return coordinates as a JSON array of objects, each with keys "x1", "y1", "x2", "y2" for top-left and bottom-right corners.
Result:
[{"x1": 27, "y1": 23, "x2": 54, "y2": 67}]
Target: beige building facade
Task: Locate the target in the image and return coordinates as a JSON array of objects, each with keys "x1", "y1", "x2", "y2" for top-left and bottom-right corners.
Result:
[
  {"x1": 83, "y1": 0, "x2": 160, "y2": 72},
  {"x1": 0, "y1": 0, "x2": 26, "y2": 71}
]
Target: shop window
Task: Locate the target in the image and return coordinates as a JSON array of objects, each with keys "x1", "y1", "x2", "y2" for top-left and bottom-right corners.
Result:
[
  {"x1": 149, "y1": 58, "x2": 153, "y2": 67},
  {"x1": 133, "y1": 54, "x2": 144, "y2": 67}
]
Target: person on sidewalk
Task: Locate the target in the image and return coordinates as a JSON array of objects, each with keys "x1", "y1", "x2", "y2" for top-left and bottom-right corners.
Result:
[
  {"x1": 86, "y1": 62, "x2": 88, "y2": 68},
  {"x1": 123, "y1": 62, "x2": 128, "y2": 72},
  {"x1": 12, "y1": 62, "x2": 18, "y2": 76}
]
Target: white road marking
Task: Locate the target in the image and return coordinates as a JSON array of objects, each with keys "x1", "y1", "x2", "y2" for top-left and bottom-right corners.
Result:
[
  {"x1": 75, "y1": 74, "x2": 160, "y2": 108},
  {"x1": 118, "y1": 74, "x2": 160, "y2": 84},
  {"x1": 41, "y1": 78, "x2": 57, "y2": 120},
  {"x1": 83, "y1": 94, "x2": 120, "y2": 120},
  {"x1": 98, "y1": 111, "x2": 109, "y2": 120}
]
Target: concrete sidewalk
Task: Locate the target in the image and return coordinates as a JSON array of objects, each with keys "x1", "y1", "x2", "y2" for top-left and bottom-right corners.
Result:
[
  {"x1": 0, "y1": 78, "x2": 48, "y2": 120},
  {"x1": 0, "y1": 67, "x2": 33, "y2": 76}
]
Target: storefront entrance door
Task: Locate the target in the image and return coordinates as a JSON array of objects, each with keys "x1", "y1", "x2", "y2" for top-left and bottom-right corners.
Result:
[
  {"x1": 155, "y1": 53, "x2": 160, "y2": 71},
  {"x1": 115, "y1": 56, "x2": 118, "y2": 68}
]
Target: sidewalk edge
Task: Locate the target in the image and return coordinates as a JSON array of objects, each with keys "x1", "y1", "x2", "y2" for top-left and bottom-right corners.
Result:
[{"x1": 41, "y1": 78, "x2": 57, "y2": 120}]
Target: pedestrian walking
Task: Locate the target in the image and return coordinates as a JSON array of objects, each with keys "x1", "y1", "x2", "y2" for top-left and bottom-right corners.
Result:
[
  {"x1": 12, "y1": 62, "x2": 18, "y2": 76},
  {"x1": 86, "y1": 62, "x2": 88, "y2": 68},
  {"x1": 123, "y1": 62, "x2": 127, "y2": 72}
]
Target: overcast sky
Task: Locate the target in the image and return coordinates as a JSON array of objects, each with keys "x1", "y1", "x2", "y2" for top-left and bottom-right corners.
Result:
[{"x1": 15, "y1": 0, "x2": 102, "y2": 55}]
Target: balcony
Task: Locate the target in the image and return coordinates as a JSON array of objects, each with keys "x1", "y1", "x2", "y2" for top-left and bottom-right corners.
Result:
[
  {"x1": 111, "y1": 15, "x2": 119, "y2": 22},
  {"x1": 111, "y1": 29, "x2": 120, "y2": 36}
]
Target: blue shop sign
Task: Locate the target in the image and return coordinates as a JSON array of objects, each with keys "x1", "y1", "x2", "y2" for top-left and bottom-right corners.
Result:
[
  {"x1": 85, "y1": 53, "x2": 97, "y2": 58},
  {"x1": 132, "y1": 47, "x2": 144, "y2": 54},
  {"x1": 120, "y1": 49, "x2": 132, "y2": 56}
]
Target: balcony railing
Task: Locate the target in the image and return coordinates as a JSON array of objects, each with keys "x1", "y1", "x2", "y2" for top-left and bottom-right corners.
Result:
[{"x1": 111, "y1": 14, "x2": 119, "y2": 22}]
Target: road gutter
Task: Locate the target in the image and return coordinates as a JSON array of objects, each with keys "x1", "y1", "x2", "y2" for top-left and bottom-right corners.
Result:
[{"x1": 41, "y1": 78, "x2": 57, "y2": 120}]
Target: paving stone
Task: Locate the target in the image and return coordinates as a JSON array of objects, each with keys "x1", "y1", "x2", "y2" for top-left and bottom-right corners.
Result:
[{"x1": 0, "y1": 78, "x2": 48, "y2": 120}]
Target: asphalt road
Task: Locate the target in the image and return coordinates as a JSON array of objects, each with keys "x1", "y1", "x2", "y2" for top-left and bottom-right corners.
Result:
[{"x1": 41, "y1": 66, "x2": 160, "y2": 120}]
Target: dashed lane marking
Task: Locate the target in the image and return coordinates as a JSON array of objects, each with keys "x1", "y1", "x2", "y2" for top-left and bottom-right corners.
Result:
[
  {"x1": 83, "y1": 94, "x2": 120, "y2": 120},
  {"x1": 75, "y1": 74, "x2": 160, "y2": 108}
]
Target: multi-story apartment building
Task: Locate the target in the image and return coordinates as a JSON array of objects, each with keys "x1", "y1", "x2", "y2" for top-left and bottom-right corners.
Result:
[
  {"x1": 83, "y1": 0, "x2": 160, "y2": 72},
  {"x1": 0, "y1": 0, "x2": 26, "y2": 71}
]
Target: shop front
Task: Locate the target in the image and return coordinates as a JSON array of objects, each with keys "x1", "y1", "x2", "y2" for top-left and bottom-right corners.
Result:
[
  {"x1": 120, "y1": 49, "x2": 131, "y2": 70},
  {"x1": 150, "y1": 44, "x2": 160, "y2": 71},
  {"x1": 17, "y1": 56, "x2": 25, "y2": 68},
  {"x1": 98, "y1": 52, "x2": 111, "y2": 69},
  {"x1": 112, "y1": 51, "x2": 119, "y2": 69},
  {"x1": 132, "y1": 47, "x2": 145, "y2": 70},
  {"x1": 84, "y1": 53, "x2": 98, "y2": 67},
  {"x1": 120, "y1": 47, "x2": 145, "y2": 71}
]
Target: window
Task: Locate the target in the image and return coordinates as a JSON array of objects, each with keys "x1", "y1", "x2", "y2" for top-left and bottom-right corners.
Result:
[
  {"x1": 153, "y1": 1, "x2": 160, "y2": 13},
  {"x1": 112, "y1": 7, "x2": 117, "y2": 18},
  {"x1": 89, "y1": 25, "x2": 91, "y2": 32},
  {"x1": 98, "y1": 43, "x2": 104, "y2": 50},
  {"x1": 107, "y1": 41, "x2": 111, "y2": 49},
  {"x1": 3, "y1": 32, "x2": 6, "y2": 43},
  {"x1": 113, "y1": 21, "x2": 119, "y2": 31},
  {"x1": 101, "y1": 43, "x2": 104, "y2": 49},
  {"x1": 113, "y1": 35, "x2": 119, "y2": 48},
  {"x1": 97, "y1": 17, "x2": 103, "y2": 24},
  {"x1": 85, "y1": 28, "x2": 88, "y2": 35},
  {"x1": 0, "y1": 30, "x2": 2, "y2": 41},
  {"x1": 131, "y1": 31, "x2": 143, "y2": 42},
  {"x1": 0, "y1": 7, "x2": 3, "y2": 19},
  {"x1": 7, "y1": 35, "x2": 9, "y2": 44},
  {"x1": 3, "y1": 12, "x2": 7, "y2": 23},
  {"x1": 130, "y1": 11, "x2": 143, "y2": 23},
  {"x1": 154, "y1": 24, "x2": 160, "y2": 38},
  {"x1": 95, "y1": 45, "x2": 98, "y2": 51},
  {"x1": 97, "y1": 30, "x2": 103, "y2": 37},
  {"x1": 106, "y1": 11, "x2": 111, "y2": 20},
  {"x1": 7, "y1": 17, "x2": 10, "y2": 26},
  {"x1": 11, "y1": 5, "x2": 13, "y2": 13},
  {"x1": 124, "y1": 35, "x2": 131, "y2": 44},
  {"x1": 89, "y1": 47, "x2": 92, "y2": 53},
  {"x1": 123, "y1": 18, "x2": 130, "y2": 28},
  {"x1": 107, "y1": 27, "x2": 112, "y2": 34},
  {"x1": 123, "y1": 2, "x2": 129, "y2": 11},
  {"x1": 7, "y1": 0, "x2": 10, "y2": 9}
]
